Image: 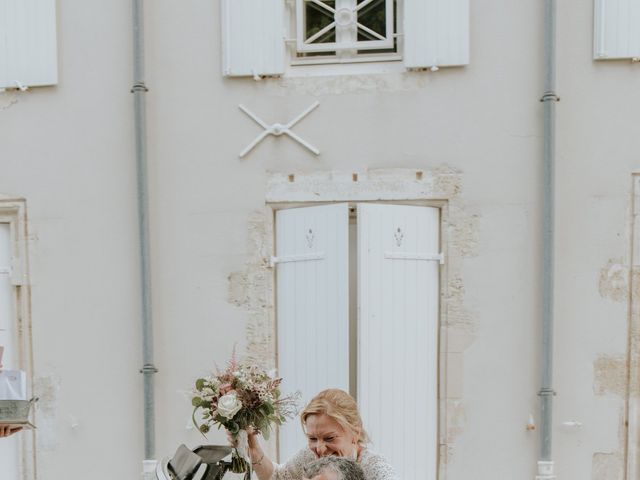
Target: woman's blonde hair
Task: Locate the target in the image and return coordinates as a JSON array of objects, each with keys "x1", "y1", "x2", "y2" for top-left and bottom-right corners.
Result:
[{"x1": 300, "y1": 389, "x2": 370, "y2": 444}]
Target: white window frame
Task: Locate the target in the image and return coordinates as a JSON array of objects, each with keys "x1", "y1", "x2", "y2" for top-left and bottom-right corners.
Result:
[
  {"x1": 0, "y1": 198, "x2": 35, "y2": 480},
  {"x1": 220, "y1": 0, "x2": 468, "y2": 77},
  {"x1": 288, "y1": 0, "x2": 403, "y2": 66}
]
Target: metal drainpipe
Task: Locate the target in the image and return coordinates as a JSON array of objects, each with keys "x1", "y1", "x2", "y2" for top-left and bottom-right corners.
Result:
[
  {"x1": 537, "y1": 0, "x2": 558, "y2": 478},
  {"x1": 132, "y1": 0, "x2": 158, "y2": 475}
]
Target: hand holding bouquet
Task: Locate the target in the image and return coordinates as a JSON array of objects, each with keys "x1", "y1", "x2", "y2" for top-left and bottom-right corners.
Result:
[{"x1": 192, "y1": 354, "x2": 299, "y2": 474}]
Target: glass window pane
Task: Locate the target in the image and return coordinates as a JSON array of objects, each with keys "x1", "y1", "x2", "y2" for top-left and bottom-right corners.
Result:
[
  {"x1": 305, "y1": 0, "x2": 336, "y2": 44},
  {"x1": 357, "y1": 0, "x2": 385, "y2": 41}
]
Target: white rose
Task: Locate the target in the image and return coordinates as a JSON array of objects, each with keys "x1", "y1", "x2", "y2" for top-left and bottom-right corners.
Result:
[{"x1": 217, "y1": 393, "x2": 242, "y2": 419}]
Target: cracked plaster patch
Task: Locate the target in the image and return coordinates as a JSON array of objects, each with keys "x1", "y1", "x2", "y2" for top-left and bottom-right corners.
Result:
[
  {"x1": 0, "y1": 91, "x2": 20, "y2": 111},
  {"x1": 594, "y1": 404, "x2": 628, "y2": 480},
  {"x1": 227, "y1": 209, "x2": 276, "y2": 370},
  {"x1": 446, "y1": 206, "x2": 479, "y2": 259},
  {"x1": 439, "y1": 444, "x2": 455, "y2": 468},
  {"x1": 593, "y1": 355, "x2": 627, "y2": 397},
  {"x1": 266, "y1": 167, "x2": 462, "y2": 203},
  {"x1": 260, "y1": 72, "x2": 444, "y2": 97},
  {"x1": 442, "y1": 276, "x2": 476, "y2": 334},
  {"x1": 33, "y1": 373, "x2": 61, "y2": 451},
  {"x1": 444, "y1": 400, "x2": 466, "y2": 444},
  {"x1": 599, "y1": 259, "x2": 629, "y2": 303},
  {"x1": 630, "y1": 268, "x2": 640, "y2": 398},
  {"x1": 437, "y1": 400, "x2": 466, "y2": 467},
  {"x1": 633, "y1": 267, "x2": 640, "y2": 309},
  {"x1": 591, "y1": 405, "x2": 627, "y2": 480},
  {"x1": 592, "y1": 452, "x2": 624, "y2": 480}
]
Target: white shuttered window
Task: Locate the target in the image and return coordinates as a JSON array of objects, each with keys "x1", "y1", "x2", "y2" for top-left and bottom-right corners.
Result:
[
  {"x1": 594, "y1": 0, "x2": 640, "y2": 59},
  {"x1": 404, "y1": 0, "x2": 469, "y2": 68},
  {"x1": 0, "y1": 0, "x2": 58, "y2": 89},
  {"x1": 221, "y1": 0, "x2": 286, "y2": 77},
  {"x1": 220, "y1": 0, "x2": 469, "y2": 75},
  {"x1": 276, "y1": 203, "x2": 440, "y2": 479}
]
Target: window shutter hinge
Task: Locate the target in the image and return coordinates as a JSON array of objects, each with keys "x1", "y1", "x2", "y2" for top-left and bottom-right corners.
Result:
[
  {"x1": 13, "y1": 81, "x2": 28, "y2": 92},
  {"x1": 269, "y1": 252, "x2": 325, "y2": 267},
  {"x1": 384, "y1": 252, "x2": 445, "y2": 264}
]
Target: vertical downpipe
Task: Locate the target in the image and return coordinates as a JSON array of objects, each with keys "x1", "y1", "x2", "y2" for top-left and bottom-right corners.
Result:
[
  {"x1": 538, "y1": 0, "x2": 558, "y2": 478},
  {"x1": 132, "y1": 0, "x2": 158, "y2": 476}
]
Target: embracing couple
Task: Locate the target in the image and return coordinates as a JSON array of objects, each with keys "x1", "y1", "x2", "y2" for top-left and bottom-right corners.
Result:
[{"x1": 235, "y1": 389, "x2": 398, "y2": 480}]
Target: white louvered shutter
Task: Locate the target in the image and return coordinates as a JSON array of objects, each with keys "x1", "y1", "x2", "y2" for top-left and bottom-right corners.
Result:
[
  {"x1": 0, "y1": 0, "x2": 58, "y2": 89},
  {"x1": 357, "y1": 204, "x2": 439, "y2": 480},
  {"x1": 220, "y1": 0, "x2": 285, "y2": 77},
  {"x1": 594, "y1": 0, "x2": 640, "y2": 59},
  {"x1": 404, "y1": 0, "x2": 469, "y2": 69},
  {"x1": 276, "y1": 204, "x2": 350, "y2": 461}
]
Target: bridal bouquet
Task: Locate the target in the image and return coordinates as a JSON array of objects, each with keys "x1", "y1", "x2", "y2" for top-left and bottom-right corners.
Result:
[{"x1": 192, "y1": 353, "x2": 299, "y2": 474}]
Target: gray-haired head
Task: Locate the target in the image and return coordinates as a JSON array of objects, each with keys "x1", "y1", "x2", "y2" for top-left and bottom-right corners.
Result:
[{"x1": 303, "y1": 456, "x2": 365, "y2": 480}]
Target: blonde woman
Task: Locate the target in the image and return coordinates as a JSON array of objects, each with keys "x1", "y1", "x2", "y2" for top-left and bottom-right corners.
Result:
[{"x1": 244, "y1": 389, "x2": 397, "y2": 480}]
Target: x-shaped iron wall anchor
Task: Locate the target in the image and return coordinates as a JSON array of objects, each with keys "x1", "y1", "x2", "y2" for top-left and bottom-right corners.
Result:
[{"x1": 238, "y1": 101, "x2": 320, "y2": 158}]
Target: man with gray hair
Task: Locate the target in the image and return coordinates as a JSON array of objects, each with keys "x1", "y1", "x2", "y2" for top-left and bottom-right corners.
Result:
[{"x1": 302, "y1": 456, "x2": 366, "y2": 480}]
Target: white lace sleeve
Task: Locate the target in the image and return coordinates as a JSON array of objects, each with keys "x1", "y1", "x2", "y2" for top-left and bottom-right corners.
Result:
[
  {"x1": 360, "y1": 450, "x2": 399, "y2": 480},
  {"x1": 270, "y1": 448, "x2": 316, "y2": 480}
]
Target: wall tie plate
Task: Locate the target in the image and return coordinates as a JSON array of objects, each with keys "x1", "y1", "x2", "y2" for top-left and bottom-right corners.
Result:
[{"x1": 238, "y1": 101, "x2": 320, "y2": 158}]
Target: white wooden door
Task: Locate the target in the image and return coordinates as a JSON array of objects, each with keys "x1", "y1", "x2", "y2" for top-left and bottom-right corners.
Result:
[
  {"x1": 357, "y1": 204, "x2": 440, "y2": 480},
  {"x1": 276, "y1": 204, "x2": 350, "y2": 461}
]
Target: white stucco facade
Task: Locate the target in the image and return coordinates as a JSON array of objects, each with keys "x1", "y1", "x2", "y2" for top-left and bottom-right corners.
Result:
[{"x1": 0, "y1": 1, "x2": 639, "y2": 479}]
